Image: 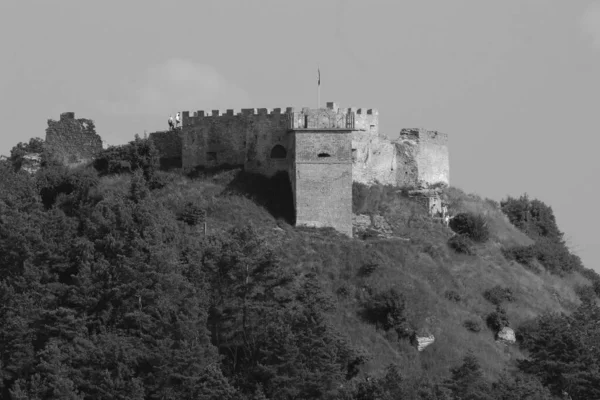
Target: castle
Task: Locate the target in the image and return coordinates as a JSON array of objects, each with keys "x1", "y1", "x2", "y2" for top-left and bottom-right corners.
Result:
[
  {"x1": 38, "y1": 105, "x2": 449, "y2": 236},
  {"x1": 150, "y1": 101, "x2": 450, "y2": 236}
]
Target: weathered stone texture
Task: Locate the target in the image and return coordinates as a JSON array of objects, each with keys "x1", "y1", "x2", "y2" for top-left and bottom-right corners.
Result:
[
  {"x1": 178, "y1": 102, "x2": 450, "y2": 236},
  {"x1": 399, "y1": 128, "x2": 449, "y2": 187},
  {"x1": 182, "y1": 110, "x2": 290, "y2": 176},
  {"x1": 496, "y1": 327, "x2": 516, "y2": 344},
  {"x1": 294, "y1": 163, "x2": 352, "y2": 236},
  {"x1": 45, "y1": 112, "x2": 103, "y2": 167},
  {"x1": 293, "y1": 129, "x2": 353, "y2": 236},
  {"x1": 149, "y1": 130, "x2": 183, "y2": 168}
]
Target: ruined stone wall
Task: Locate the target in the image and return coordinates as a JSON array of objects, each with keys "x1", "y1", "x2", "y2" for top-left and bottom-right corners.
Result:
[
  {"x1": 351, "y1": 128, "x2": 449, "y2": 188},
  {"x1": 149, "y1": 130, "x2": 182, "y2": 168},
  {"x1": 399, "y1": 129, "x2": 449, "y2": 187},
  {"x1": 177, "y1": 102, "x2": 449, "y2": 236},
  {"x1": 45, "y1": 112, "x2": 103, "y2": 167},
  {"x1": 351, "y1": 134, "x2": 398, "y2": 186},
  {"x1": 293, "y1": 130, "x2": 353, "y2": 236}
]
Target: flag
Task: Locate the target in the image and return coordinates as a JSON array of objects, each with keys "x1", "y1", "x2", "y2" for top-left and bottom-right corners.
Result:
[{"x1": 318, "y1": 68, "x2": 320, "y2": 86}]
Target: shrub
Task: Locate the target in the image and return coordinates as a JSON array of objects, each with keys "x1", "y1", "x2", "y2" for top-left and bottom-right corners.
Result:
[
  {"x1": 483, "y1": 286, "x2": 514, "y2": 305},
  {"x1": 358, "y1": 262, "x2": 378, "y2": 277},
  {"x1": 486, "y1": 306, "x2": 509, "y2": 333},
  {"x1": 448, "y1": 234, "x2": 473, "y2": 255},
  {"x1": 362, "y1": 288, "x2": 409, "y2": 337},
  {"x1": 449, "y1": 212, "x2": 490, "y2": 243},
  {"x1": 335, "y1": 282, "x2": 352, "y2": 298},
  {"x1": 574, "y1": 284, "x2": 596, "y2": 304},
  {"x1": 444, "y1": 290, "x2": 462, "y2": 302},
  {"x1": 36, "y1": 166, "x2": 99, "y2": 209},
  {"x1": 463, "y1": 319, "x2": 482, "y2": 332},
  {"x1": 10, "y1": 137, "x2": 45, "y2": 171},
  {"x1": 178, "y1": 201, "x2": 206, "y2": 226},
  {"x1": 148, "y1": 170, "x2": 171, "y2": 190},
  {"x1": 94, "y1": 135, "x2": 159, "y2": 180},
  {"x1": 502, "y1": 245, "x2": 536, "y2": 265}
]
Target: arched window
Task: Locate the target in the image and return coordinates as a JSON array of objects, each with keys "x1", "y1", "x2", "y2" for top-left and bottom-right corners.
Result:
[
  {"x1": 270, "y1": 145, "x2": 287, "y2": 159},
  {"x1": 318, "y1": 153, "x2": 331, "y2": 158}
]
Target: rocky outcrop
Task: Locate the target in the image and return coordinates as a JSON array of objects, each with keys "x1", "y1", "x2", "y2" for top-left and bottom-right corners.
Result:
[
  {"x1": 21, "y1": 153, "x2": 42, "y2": 174},
  {"x1": 412, "y1": 334, "x2": 435, "y2": 352},
  {"x1": 496, "y1": 327, "x2": 516, "y2": 344},
  {"x1": 353, "y1": 214, "x2": 393, "y2": 238}
]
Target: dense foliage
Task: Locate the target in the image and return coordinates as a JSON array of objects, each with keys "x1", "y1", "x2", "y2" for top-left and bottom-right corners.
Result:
[
  {"x1": 517, "y1": 302, "x2": 600, "y2": 399},
  {"x1": 1, "y1": 147, "x2": 595, "y2": 399},
  {"x1": 500, "y1": 195, "x2": 584, "y2": 275},
  {"x1": 9, "y1": 137, "x2": 45, "y2": 171},
  {"x1": 448, "y1": 212, "x2": 490, "y2": 243}
]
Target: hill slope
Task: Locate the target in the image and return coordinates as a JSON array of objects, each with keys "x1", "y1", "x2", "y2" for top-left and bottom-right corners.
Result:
[{"x1": 1, "y1": 155, "x2": 597, "y2": 399}]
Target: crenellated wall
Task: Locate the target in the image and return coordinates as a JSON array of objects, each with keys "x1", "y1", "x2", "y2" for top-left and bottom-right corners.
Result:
[
  {"x1": 170, "y1": 101, "x2": 450, "y2": 236},
  {"x1": 45, "y1": 112, "x2": 103, "y2": 167},
  {"x1": 180, "y1": 102, "x2": 378, "y2": 178}
]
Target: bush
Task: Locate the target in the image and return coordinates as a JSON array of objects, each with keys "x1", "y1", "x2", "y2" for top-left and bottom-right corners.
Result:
[
  {"x1": 501, "y1": 245, "x2": 536, "y2": 265},
  {"x1": 449, "y1": 212, "x2": 490, "y2": 243},
  {"x1": 335, "y1": 282, "x2": 352, "y2": 298},
  {"x1": 486, "y1": 306, "x2": 509, "y2": 333},
  {"x1": 574, "y1": 284, "x2": 596, "y2": 304},
  {"x1": 483, "y1": 286, "x2": 514, "y2": 305},
  {"x1": 362, "y1": 288, "x2": 409, "y2": 337},
  {"x1": 448, "y1": 234, "x2": 473, "y2": 255},
  {"x1": 358, "y1": 262, "x2": 379, "y2": 277},
  {"x1": 94, "y1": 135, "x2": 159, "y2": 180},
  {"x1": 444, "y1": 290, "x2": 462, "y2": 302},
  {"x1": 463, "y1": 319, "x2": 482, "y2": 332},
  {"x1": 36, "y1": 166, "x2": 99, "y2": 209},
  {"x1": 10, "y1": 137, "x2": 45, "y2": 171},
  {"x1": 178, "y1": 201, "x2": 206, "y2": 226}
]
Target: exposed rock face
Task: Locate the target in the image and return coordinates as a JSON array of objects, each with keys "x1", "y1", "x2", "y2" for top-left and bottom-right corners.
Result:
[
  {"x1": 413, "y1": 334, "x2": 435, "y2": 352},
  {"x1": 21, "y1": 153, "x2": 42, "y2": 174},
  {"x1": 352, "y1": 214, "x2": 393, "y2": 238},
  {"x1": 496, "y1": 327, "x2": 516, "y2": 344}
]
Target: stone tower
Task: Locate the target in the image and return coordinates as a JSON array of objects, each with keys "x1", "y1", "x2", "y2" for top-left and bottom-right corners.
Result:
[{"x1": 288, "y1": 103, "x2": 354, "y2": 236}]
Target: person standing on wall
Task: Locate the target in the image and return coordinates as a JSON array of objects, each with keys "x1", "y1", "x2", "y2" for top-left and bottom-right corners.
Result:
[
  {"x1": 168, "y1": 115, "x2": 174, "y2": 131},
  {"x1": 175, "y1": 112, "x2": 181, "y2": 129}
]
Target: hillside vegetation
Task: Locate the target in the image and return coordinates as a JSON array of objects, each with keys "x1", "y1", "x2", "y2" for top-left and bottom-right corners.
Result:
[{"x1": 1, "y1": 136, "x2": 599, "y2": 399}]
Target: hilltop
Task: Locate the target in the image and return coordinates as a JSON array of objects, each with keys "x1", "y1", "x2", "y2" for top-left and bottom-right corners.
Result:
[{"x1": 1, "y1": 136, "x2": 599, "y2": 399}]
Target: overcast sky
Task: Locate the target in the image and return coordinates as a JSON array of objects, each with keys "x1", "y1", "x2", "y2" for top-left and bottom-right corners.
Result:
[{"x1": 1, "y1": 0, "x2": 599, "y2": 272}]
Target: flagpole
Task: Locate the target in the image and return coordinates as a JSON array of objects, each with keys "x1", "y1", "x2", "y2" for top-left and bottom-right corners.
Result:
[{"x1": 317, "y1": 67, "x2": 321, "y2": 108}]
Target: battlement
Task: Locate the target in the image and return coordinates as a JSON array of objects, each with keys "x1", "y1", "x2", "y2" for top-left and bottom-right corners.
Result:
[{"x1": 181, "y1": 101, "x2": 380, "y2": 136}]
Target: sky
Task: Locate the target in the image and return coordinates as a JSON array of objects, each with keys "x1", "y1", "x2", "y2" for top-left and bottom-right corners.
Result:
[{"x1": 1, "y1": 0, "x2": 599, "y2": 272}]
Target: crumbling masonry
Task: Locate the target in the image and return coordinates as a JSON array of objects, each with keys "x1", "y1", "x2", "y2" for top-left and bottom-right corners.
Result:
[
  {"x1": 45, "y1": 112, "x2": 103, "y2": 167},
  {"x1": 149, "y1": 101, "x2": 450, "y2": 236}
]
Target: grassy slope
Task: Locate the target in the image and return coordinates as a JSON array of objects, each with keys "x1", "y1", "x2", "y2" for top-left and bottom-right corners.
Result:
[{"x1": 99, "y1": 170, "x2": 591, "y2": 383}]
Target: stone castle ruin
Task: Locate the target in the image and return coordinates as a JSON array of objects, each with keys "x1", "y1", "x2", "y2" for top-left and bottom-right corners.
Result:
[
  {"x1": 150, "y1": 101, "x2": 450, "y2": 236},
  {"x1": 45, "y1": 112, "x2": 103, "y2": 167},
  {"x1": 34, "y1": 104, "x2": 449, "y2": 237}
]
